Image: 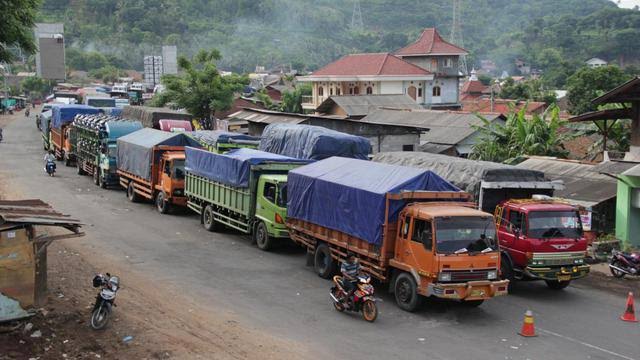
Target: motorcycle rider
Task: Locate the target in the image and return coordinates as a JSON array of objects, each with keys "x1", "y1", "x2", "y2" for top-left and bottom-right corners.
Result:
[
  {"x1": 341, "y1": 253, "x2": 361, "y2": 303},
  {"x1": 44, "y1": 150, "x2": 56, "y2": 171}
]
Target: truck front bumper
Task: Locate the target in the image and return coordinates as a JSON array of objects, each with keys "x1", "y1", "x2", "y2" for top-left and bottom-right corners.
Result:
[
  {"x1": 426, "y1": 280, "x2": 510, "y2": 300},
  {"x1": 524, "y1": 264, "x2": 590, "y2": 281},
  {"x1": 170, "y1": 196, "x2": 188, "y2": 207}
]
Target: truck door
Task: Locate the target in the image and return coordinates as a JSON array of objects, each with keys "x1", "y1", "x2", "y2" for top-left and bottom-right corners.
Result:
[
  {"x1": 160, "y1": 159, "x2": 171, "y2": 194},
  {"x1": 407, "y1": 218, "x2": 435, "y2": 277},
  {"x1": 256, "y1": 179, "x2": 279, "y2": 227},
  {"x1": 502, "y1": 209, "x2": 527, "y2": 265}
]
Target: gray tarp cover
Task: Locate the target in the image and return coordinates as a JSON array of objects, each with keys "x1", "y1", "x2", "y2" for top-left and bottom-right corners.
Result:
[
  {"x1": 117, "y1": 128, "x2": 200, "y2": 180},
  {"x1": 373, "y1": 152, "x2": 547, "y2": 196}
]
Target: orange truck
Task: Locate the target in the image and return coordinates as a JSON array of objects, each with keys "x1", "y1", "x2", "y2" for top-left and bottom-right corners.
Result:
[
  {"x1": 286, "y1": 157, "x2": 509, "y2": 312},
  {"x1": 116, "y1": 128, "x2": 200, "y2": 213},
  {"x1": 50, "y1": 104, "x2": 100, "y2": 165}
]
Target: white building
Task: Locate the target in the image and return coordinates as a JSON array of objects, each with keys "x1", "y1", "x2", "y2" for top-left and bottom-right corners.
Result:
[{"x1": 586, "y1": 57, "x2": 608, "y2": 68}]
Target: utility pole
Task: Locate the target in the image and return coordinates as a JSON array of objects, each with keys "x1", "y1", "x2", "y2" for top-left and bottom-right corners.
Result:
[
  {"x1": 351, "y1": 0, "x2": 364, "y2": 31},
  {"x1": 450, "y1": 0, "x2": 468, "y2": 75}
]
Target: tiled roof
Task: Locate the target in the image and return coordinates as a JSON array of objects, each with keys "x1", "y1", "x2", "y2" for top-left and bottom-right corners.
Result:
[
  {"x1": 461, "y1": 80, "x2": 487, "y2": 94},
  {"x1": 310, "y1": 53, "x2": 431, "y2": 77},
  {"x1": 462, "y1": 98, "x2": 546, "y2": 115},
  {"x1": 395, "y1": 28, "x2": 468, "y2": 56}
]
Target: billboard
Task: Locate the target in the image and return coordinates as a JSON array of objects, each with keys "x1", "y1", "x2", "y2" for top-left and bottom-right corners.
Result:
[
  {"x1": 34, "y1": 23, "x2": 65, "y2": 80},
  {"x1": 162, "y1": 46, "x2": 178, "y2": 75}
]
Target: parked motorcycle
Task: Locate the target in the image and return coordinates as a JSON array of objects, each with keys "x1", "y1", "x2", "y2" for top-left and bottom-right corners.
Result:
[
  {"x1": 45, "y1": 160, "x2": 56, "y2": 177},
  {"x1": 330, "y1": 274, "x2": 378, "y2": 322},
  {"x1": 609, "y1": 249, "x2": 640, "y2": 278},
  {"x1": 90, "y1": 273, "x2": 120, "y2": 330}
]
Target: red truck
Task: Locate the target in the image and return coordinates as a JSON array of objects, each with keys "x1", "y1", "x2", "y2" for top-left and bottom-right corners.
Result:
[{"x1": 373, "y1": 152, "x2": 589, "y2": 290}]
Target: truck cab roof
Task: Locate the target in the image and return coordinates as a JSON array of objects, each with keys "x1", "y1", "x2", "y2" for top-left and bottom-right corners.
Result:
[
  {"x1": 405, "y1": 203, "x2": 492, "y2": 220},
  {"x1": 502, "y1": 200, "x2": 577, "y2": 213},
  {"x1": 261, "y1": 174, "x2": 288, "y2": 183},
  {"x1": 163, "y1": 151, "x2": 185, "y2": 161}
]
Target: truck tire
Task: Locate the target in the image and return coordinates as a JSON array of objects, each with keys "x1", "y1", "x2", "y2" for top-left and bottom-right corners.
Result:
[
  {"x1": 77, "y1": 162, "x2": 85, "y2": 175},
  {"x1": 314, "y1": 243, "x2": 337, "y2": 279},
  {"x1": 500, "y1": 254, "x2": 515, "y2": 291},
  {"x1": 545, "y1": 280, "x2": 571, "y2": 290},
  {"x1": 127, "y1": 182, "x2": 140, "y2": 203},
  {"x1": 254, "y1": 222, "x2": 273, "y2": 251},
  {"x1": 156, "y1": 192, "x2": 171, "y2": 214},
  {"x1": 202, "y1": 205, "x2": 218, "y2": 232},
  {"x1": 394, "y1": 272, "x2": 422, "y2": 312}
]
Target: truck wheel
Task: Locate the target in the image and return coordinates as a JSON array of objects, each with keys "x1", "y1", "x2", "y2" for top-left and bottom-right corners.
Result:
[
  {"x1": 156, "y1": 192, "x2": 171, "y2": 214},
  {"x1": 202, "y1": 205, "x2": 217, "y2": 232},
  {"x1": 254, "y1": 222, "x2": 273, "y2": 251},
  {"x1": 545, "y1": 280, "x2": 571, "y2": 290},
  {"x1": 394, "y1": 272, "x2": 422, "y2": 312},
  {"x1": 314, "y1": 243, "x2": 337, "y2": 279},
  {"x1": 77, "y1": 162, "x2": 85, "y2": 175},
  {"x1": 127, "y1": 182, "x2": 140, "y2": 203},
  {"x1": 500, "y1": 255, "x2": 515, "y2": 291}
]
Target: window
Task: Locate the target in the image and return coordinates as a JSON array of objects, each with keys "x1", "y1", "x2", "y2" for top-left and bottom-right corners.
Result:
[
  {"x1": 164, "y1": 161, "x2": 171, "y2": 175},
  {"x1": 318, "y1": 86, "x2": 324, "y2": 96},
  {"x1": 337, "y1": 88, "x2": 341, "y2": 95},
  {"x1": 264, "y1": 182, "x2": 276, "y2": 204},
  {"x1": 412, "y1": 219, "x2": 433, "y2": 250},
  {"x1": 366, "y1": 86, "x2": 373, "y2": 95},
  {"x1": 402, "y1": 144, "x2": 414, "y2": 151},
  {"x1": 432, "y1": 86, "x2": 441, "y2": 97},
  {"x1": 509, "y1": 210, "x2": 524, "y2": 233},
  {"x1": 418, "y1": 88, "x2": 423, "y2": 98},
  {"x1": 277, "y1": 183, "x2": 288, "y2": 207},
  {"x1": 349, "y1": 88, "x2": 354, "y2": 95},
  {"x1": 173, "y1": 159, "x2": 185, "y2": 180},
  {"x1": 354, "y1": 86, "x2": 360, "y2": 95},
  {"x1": 444, "y1": 58, "x2": 453, "y2": 68},
  {"x1": 330, "y1": 88, "x2": 334, "y2": 96},
  {"x1": 401, "y1": 216, "x2": 411, "y2": 239}
]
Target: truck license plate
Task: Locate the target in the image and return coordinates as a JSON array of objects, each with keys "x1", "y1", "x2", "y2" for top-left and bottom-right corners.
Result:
[
  {"x1": 557, "y1": 274, "x2": 571, "y2": 281},
  {"x1": 470, "y1": 289, "x2": 485, "y2": 297}
]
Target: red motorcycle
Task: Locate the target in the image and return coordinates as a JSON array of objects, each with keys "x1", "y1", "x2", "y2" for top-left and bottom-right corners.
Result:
[
  {"x1": 330, "y1": 274, "x2": 378, "y2": 322},
  {"x1": 609, "y1": 249, "x2": 640, "y2": 278}
]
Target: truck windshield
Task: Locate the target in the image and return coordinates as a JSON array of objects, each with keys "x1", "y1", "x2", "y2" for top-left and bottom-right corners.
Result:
[
  {"x1": 527, "y1": 211, "x2": 582, "y2": 239},
  {"x1": 173, "y1": 160, "x2": 185, "y2": 180},
  {"x1": 108, "y1": 144, "x2": 117, "y2": 158},
  {"x1": 277, "y1": 183, "x2": 287, "y2": 207},
  {"x1": 435, "y1": 216, "x2": 497, "y2": 254}
]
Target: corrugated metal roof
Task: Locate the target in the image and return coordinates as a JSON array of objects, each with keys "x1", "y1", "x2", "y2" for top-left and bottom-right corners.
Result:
[
  {"x1": 622, "y1": 164, "x2": 640, "y2": 177},
  {"x1": 0, "y1": 200, "x2": 82, "y2": 228},
  {"x1": 594, "y1": 161, "x2": 639, "y2": 176},
  {"x1": 361, "y1": 109, "x2": 503, "y2": 145},
  {"x1": 515, "y1": 157, "x2": 618, "y2": 203},
  {"x1": 228, "y1": 109, "x2": 307, "y2": 125},
  {"x1": 317, "y1": 94, "x2": 423, "y2": 116}
]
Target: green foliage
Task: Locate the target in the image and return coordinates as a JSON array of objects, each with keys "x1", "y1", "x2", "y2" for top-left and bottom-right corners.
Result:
[
  {"x1": 152, "y1": 49, "x2": 248, "y2": 124},
  {"x1": 477, "y1": 74, "x2": 493, "y2": 86},
  {"x1": 280, "y1": 89, "x2": 304, "y2": 114},
  {"x1": 566, "y1": 66, "x2": 632, "y2": 115},
  {"x1": 499, "y1": 78, "x2": 556, "y2": 104},
  {"x1": 470, "y1": 105, "x2": 569, "y2": 164},
  {"x1": 255, "y1": 90, "x2": 276, "y2": 110},
  {"x1": 21, "y1": 76, "x2": 51, "y2": 97},
  {"x1": 88, "y1": 66, "x2": 125, "y2": 83},
  {"x1": 1, "y1": 0, "x2": 41, "y2": 63}
]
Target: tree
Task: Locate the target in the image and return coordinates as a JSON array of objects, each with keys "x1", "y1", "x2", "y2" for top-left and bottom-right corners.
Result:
[
  {"x1": 152, "y1": 49, "x2": 248, "y2": 129},
  {"x1": 21, "y1": 76, "x2": 50, "y2": 98},
  {"x1": 566, "y1": 66, "x2": 632, "y2": 115},
  {"x1": 499, "y1": 78, "x2": 556, "y2": 105},
  {"x1": 0, "y1": 0, "x2": 41, "y2": 63},
  {"x1": 470, "y1": 105, "x2": 570, "y2": 164}
]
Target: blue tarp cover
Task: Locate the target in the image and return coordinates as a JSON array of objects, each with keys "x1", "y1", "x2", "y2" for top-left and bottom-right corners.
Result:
[
  {"x1": 185, "y1": 147, "x2": 308, "y2": 188},
  {"x1": 287, "y1": 157, "x2": 460, "y2": 246},
  {"x1": 51, "y1": 104, "x2": 100, "y2": 129},
  {"x1": 258, "y1": 123, "x2": 371, "y2": 160}
]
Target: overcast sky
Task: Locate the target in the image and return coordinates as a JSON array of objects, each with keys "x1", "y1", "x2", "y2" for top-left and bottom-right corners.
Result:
[{"x1": 614, "y1": 0, "x2": 640, "y2": 8}]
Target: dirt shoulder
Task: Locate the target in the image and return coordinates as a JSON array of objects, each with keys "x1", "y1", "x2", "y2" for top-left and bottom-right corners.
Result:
[{"x1": 0, "y1": 154, "x2": 307, "y2": 359}]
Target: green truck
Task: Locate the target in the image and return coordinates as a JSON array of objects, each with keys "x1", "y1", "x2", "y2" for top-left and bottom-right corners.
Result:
[
  {"x1": 71, "y1": 114, "x2": 142, "y2": 187},
  {"x1": 184, "y1": 147, "x2": 308, "y2": 250}
]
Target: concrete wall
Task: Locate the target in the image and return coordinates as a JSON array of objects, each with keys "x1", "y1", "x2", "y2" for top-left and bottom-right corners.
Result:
[
  {"x1": 380, "y1": 81, "x2": 403, "y2": 94},
  {"x1": 615, "y1": 175, "x2": 640, "y2": 247},
  {"x1": 37, "y1": 37, "x2": 66, "y2": 80},
  {"x1": 367, "y1": 133, "x2": 419, "y2": 153},
  {"x1": 426, "y1": 77, "x2": 459, "y2": 105},
  {"x1": 402, "y1": 56, "x2": 459, "y2": 77}
]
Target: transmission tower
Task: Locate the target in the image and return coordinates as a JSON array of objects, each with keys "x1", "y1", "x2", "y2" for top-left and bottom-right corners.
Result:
[
  {"x1": 351, "y1": 0, "x2": 364, "y2": 30},
  {"x1": 450, "y1": 0, "x2": 468, "y2": 75}
]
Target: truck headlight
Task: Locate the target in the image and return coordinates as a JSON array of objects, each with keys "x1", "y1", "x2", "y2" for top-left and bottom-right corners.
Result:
[
  {"x1": 487, "y1": 270, "x2": 497, "y2": 280},
  {"x1": 574, "y1": 258, "x2": 584, "y2": 264},
  {"x1": 438, "y1": 272, "x2": 451, "y2": 282}
]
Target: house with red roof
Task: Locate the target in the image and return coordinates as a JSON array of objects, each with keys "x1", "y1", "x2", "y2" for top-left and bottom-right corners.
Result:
[{"x1": 298, "y1": 28, "x2": 467, "y2": 111}]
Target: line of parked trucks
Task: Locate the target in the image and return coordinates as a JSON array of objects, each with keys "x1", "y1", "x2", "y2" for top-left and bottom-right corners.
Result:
[{"x1": 38, "y1": 104, "x2": 591, "y2": 312}]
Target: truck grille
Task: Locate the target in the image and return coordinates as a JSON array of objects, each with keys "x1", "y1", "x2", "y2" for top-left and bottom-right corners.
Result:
[
  {"x1": 449, "y1": 269, "x2": 490, "y2": 282},
  {"x1": 532, "y1": 252, "x2": 584, "y2": 266}
]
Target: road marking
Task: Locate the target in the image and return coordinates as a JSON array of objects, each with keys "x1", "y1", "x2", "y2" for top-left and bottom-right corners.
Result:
[{"x1": 539, "y1": 328, "x2": 636, "y2": 360}]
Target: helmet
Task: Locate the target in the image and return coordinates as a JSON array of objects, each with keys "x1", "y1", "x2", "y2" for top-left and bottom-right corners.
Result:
[
  {"x1": 92, "y1": 274, "x2": 104, "y2": 288},
  {"x1": 108, "y1": 276, "x2": 120, "y2": 290}
]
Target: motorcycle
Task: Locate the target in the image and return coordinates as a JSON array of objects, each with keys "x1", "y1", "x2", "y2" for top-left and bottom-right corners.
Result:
[
  {"x1": 90, "y1": 273, "x2": 120, "y2": 330},
  {"x1": 330, "y1": 274, "x2": 378, "y2": 322},
  {"x1": 609, "y1": 249, "x2": 640, "y2": 278},
  {"x1": 45, "y1": 160, "x2": 56, "y2": 177}
]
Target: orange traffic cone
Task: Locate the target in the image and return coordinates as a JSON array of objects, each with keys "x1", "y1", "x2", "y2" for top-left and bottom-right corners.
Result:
[
  {"x1": 620, "y1": 292, "x2": 638, "y2": 322},
  {"x1": 518, "y1": 310, "x2": 537, "y2": 337}
]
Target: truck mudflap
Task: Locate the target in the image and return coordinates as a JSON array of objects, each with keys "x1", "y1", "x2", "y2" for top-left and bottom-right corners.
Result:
[
  {"x1": 524, "y1": 264, "x2": 590, "y2": 281},
  {"x1": 426, "y1": 280, "x2": 510, "y2": 300}
]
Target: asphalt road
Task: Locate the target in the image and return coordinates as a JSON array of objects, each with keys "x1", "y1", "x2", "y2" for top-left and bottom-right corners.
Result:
[{"x1": 1, "y1": 115, "x2": 639, "y2": 360}]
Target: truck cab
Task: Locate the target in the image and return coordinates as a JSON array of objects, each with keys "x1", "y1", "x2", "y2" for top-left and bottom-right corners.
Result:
[
  {"x1": 255, "y1": 174, "x2": 289, "y2": 242},
  {"x1": 495, "y1": 200, "x2": 590, "y2": 289},
  {"x1": 155, "y1": 152, "x2": 187, "y2": 213},
  {"x1": 393, "y1": 203, "x2": 508, "y2": 310}
]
